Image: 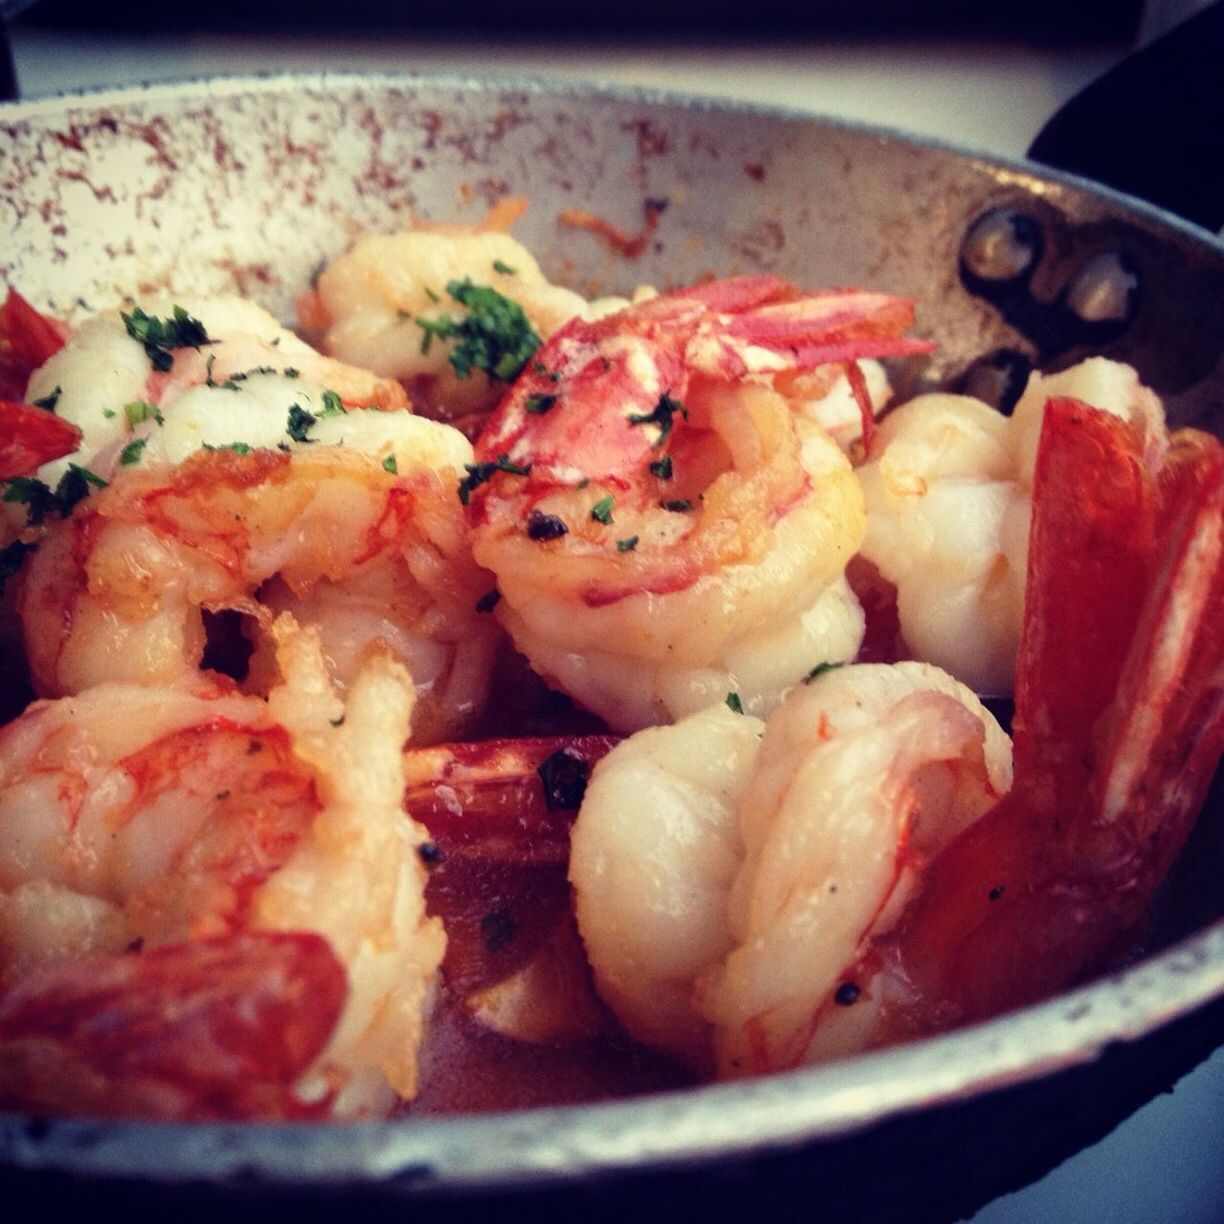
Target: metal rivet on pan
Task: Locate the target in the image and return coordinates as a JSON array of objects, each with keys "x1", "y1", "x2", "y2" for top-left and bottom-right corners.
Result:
[
  {"x1": 1064, "y1": 251, "x2": 1139, "y2": 325},
  {"x1": 960, "y1": 210, "x2": 1044, "y2": 283}
]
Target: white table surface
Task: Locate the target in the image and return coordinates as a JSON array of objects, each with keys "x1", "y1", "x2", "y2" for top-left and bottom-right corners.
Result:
[{"x1": 6, "y1": 26, "x2": 1224, "y2": 1224}]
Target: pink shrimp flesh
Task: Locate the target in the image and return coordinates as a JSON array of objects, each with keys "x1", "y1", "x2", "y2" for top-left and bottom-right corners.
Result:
[
  {"x1": 471, "y1": 275, "x2": 932, "y2": 496},
  {"x1": 864, "y1": 397, "x2": 1223, "y2": 1038}
]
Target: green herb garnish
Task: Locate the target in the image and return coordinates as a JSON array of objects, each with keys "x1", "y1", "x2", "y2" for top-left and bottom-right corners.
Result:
[
  {"x1": 119, "y1": 438, "x2": 147, "y2": 465},
  {"x1": 123, "y1": 400, "x2": 163, "y2": 427},
  {"x1": 725, "y1": 692, "x2": 745, "y2": 714},
  {"x1": 286, "y1": 404, "x2": 317, "y2": 443},
  {"x1": 804, "y1": 661, "x2": 845, "y2": 684},
  {"x1": 590, "y1": 495, "x2": 614, "y2": 525},
  {"x1": 417, "y1": 279, "x2": 542, "y2": 382},
  {"x1": 525, "y1": 393, "x2": 558, "y2": 415},
  {"x1": 628, "y1": 394, "x2": 686, "y2": 446},
  {"x1": 649, "y1": 454, "x2": 673, "y2": 480},
  {"x1": 457, "y1": 453, "x2": 532, "y2": 505},
  {"x1": 122, "y1": 305, "x2": 212, "y2": 371},
  {"x1": 382, "y1": 454, "x2": 398, "y2": 474},
  {"x1": 616, "y1": 535, "x2": 639, "y2": 552}
]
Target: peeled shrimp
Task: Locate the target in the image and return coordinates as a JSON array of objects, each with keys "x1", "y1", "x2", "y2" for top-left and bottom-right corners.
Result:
[
  {"x1": 22, "y1": 294, "x2": 407, "y2": 483},
  {"x1": 19, "y1": 431, "x2": 496, "y2": 743},
  {"x1": 467, "y1": 275, "x2": 933, "y2": 732},
  {"x1": 857, "y1": 357, "x2": 1166, "y2": 694},
  {"x1": 302, "y1": 214, "x2": 600, "y2": 423},
  {"x1": 0, "y1": 617, "x2": 445, "y2": 1119},
  {"x1": 569, "y1": 663, "x2": 1009, "y2": 1076},
  {"x1": 574, "y1": 397, "x2": 1222, "y2": 1078}
]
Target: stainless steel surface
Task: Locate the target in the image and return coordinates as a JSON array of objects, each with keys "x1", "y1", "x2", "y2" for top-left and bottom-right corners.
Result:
[{"x1": 0, "y1": 73, "x2": 1221, "y2": 1220}]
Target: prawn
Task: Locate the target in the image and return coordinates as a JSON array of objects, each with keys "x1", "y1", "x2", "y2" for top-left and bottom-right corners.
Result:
[
  {"x1": 0, "y1": 616, "x2": 445, "y2": 1119},
  {"x1": 568, "y1": 664, "x2": 1009, "y2": 1075},
  {"x1": 466, "y1": 275, "x2": 933, "y2": 732},
  {"x1": 17, "y1": 423, "x2": 497, "y2": 744},
  {"x1": 857, "y1": 400, "x2": 1222, "y2": 1044},
  {"x1": 856, "y1": 357, "x2": 1166, "y2": 694},
  {"x1": 300, "y1": 208, "x2": 607, "y2": 426},
  {"x1": 571, "y1": 398, "x2": 1221, "y2": 1077},
  {"x1": 19, "y1": 294, "x2": 407, "y2": 483}
]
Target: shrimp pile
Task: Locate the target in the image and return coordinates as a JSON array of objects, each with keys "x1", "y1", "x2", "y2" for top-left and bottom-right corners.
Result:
[{"x1": 0, "y1": 204, "x2": 1220, "y2": 1120}]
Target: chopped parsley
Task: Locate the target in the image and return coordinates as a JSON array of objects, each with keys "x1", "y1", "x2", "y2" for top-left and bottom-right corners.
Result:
[
  {"x1": 661, "y1": 498, "x2": 694, "y2": 513},
  {"x1": 417, "y1": 279, "x2": 542, "y2": 382},
  {"x1": 286, "y1": 404, "x2": 317, "y2": 443},
  {"x1": 590, "y1": 495, "x2": 614, "y2": 525},
  {"x1": 122, "y1": 305, "x2": 212, "y2": 372},
  {"x1": 3, "y1": 477, "x2": 59, "y2": 525},
  {"x1": 804, "y1": 660, "x2": 845, "y2": 684},
  {"x1": 53, "y1": 464, "x2": 107, "y2": 515},
  {"x1": 119, "y1": 437, "x2": 147, "y2": 465},
  {"x1": 202, "y1": 441, "x2": 253, "y2": 455},
  {"x1": 536, "y1": 748, "x2": 592, "y2": 810},
  {"x1": 382, "y1": 453, "x2": 398, "y2": 474},
  {"x1": 649, "y1": 454, "x2": 673, "y2": 480},
  {"x1": 457, "y1": 454, "x2": 532, "y2": 505},
  {"x1": 492, "y1": 259, "x2": 517, "y2": 275},
  {"x1": 628, "y1": 394, "x2": 686, "y2": 446},
  {"x1": 725, "y1": 692, "x2": 745, "y2": 714},
  {"x1": 319, "y1": 390, "x2": 346, "y2": 417},
  {"x1": 525, "y1": 393, "x2": 558, "y2": 415},
  {"x1": 0, "y1": 539, "x2": 35, "y2": 595},
  {"x1": 616, "y1": 535, "x2": 639, "y2": 552},
  {"x1": 32, "y1": 386, "x2": 61, "y2": 411},
  {"x1": 123, "y1": 400, "x2": 163, "y2": 427}
]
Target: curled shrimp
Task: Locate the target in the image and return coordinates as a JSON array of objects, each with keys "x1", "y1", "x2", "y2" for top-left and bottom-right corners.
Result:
[
  {"x1": 0, "y1": 617, "x2": 445, "y2": 1119},
  {"x1": 568, "y1": 663, "x2": 1009, "y2": 1075},
  {"x1": 857, "y1": 400, "x2": 1223, "y2": 1045},
  {"x1": 857, "y1": 357, "x2": 1166, "y2": 693},
  {"x1": 572, "y1": 398, "x2": 1221, "y2": 1076},
  {"x1": 20, "y1": 294, "x2": 407, "y2": 483},
  {"x1": 300, "y1": 210, "x2": 604, "y2": 424},
  {"x1": 466, "y1": 276, "x2": 933, "y2": 732},
  {"x1": 18, "y1": 423, "x2": 496, "y2": 743}
]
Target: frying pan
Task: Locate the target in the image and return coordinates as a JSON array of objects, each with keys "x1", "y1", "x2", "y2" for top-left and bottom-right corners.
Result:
[{"x1": 0, "y1": 66, "x2": 1222, "y2": 1224}]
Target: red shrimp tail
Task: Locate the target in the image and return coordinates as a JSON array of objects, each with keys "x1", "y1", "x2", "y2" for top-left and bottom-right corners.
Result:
[
  {"x1": 0, "y1": 932, "x2": 347, "y2": 1120},
  {"x1": 1089, "y1": 429, "x2": 1224, "y2": 902},
  {"x1": 405, "y1": 735, "x2": 616, "y2": 997},
  {"x1": 0, "y1": 400, "x2": 82, "y2": 479},
  {"x1": 876, "y1": 399, "x2": 1223, "y2": 1037},
  {"x1": 1011, "y1": 397, "x2": 1160, "y2": 775},
  {"x1": 0, "y1": 291, "x2": 70, "y2": 400}
]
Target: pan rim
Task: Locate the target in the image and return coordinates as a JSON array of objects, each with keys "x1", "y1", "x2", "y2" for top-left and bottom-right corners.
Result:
[
  {"x1": 0, "y1": 68, "x2": 1220, "y2": 1194},
  {"x1": 3, "y1": 67, "x2": 1223, "y2": 258}
]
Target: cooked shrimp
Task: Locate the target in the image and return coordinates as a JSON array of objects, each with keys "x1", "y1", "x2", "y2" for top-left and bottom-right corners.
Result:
[
  {"x1": 0, "y1": 617, "x2": 446, "y2": 1118},
  {"x1": 569, "y1": 703, "x2": 765, "y2": 1070},
  {"x1": 302, "y1": 215, "x2": 600, "y2": 423},
  {"x1": 19, "y1": 431, "x2": 496, "y2": 743},
  {"x1": 568, "y1": 664, "x2": 1008, "y2": 1075},
  {"x1": 857, "y1": 357, "x2": 1167, "y2": 694},
  {"x1": 466, "y1": 275, "x2": 933, "y2": 732},
  {"x1": 22, "y1": 295, "x2": 407, "y2": 482},
  {"x1": 855, "y1": 400, "x2": 1223, "y2": 1047}
]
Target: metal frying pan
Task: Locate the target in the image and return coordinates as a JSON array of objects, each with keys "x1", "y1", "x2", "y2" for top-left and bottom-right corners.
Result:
[{"x1": 0, "y1": 71, "x2": 1221, "y2": 1223}]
